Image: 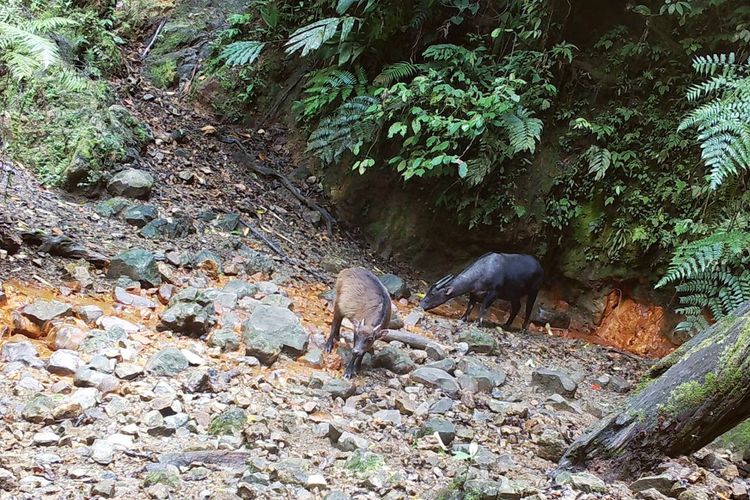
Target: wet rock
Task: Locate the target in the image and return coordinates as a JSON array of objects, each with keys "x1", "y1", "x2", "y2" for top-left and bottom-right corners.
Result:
[
  {"x1": 94, "y1": 197, "x2": 131, "y2": 218},
  {"x1": 531, "y1": 367, "x2": 578, "y2": 398},
  {"x1": 159, "y1": 301, "x2": 215, "y2": 336},
  {"x1": 92, "y1": 479, "x2": 116, "y2": 498},
  {"x1": 536, "y1": 428, "x2": 566, "y2": 461},
  {"x1": 630, "y1": 475, "x2": 675, "y2": 495},
  {"x1": 242, "y1": 305, "x2": 308, "y2": 365},
  {"x1": 107, "y1": 168, "x2": 154, "y2": 199},
  {"x1": 108, "y1": 248, "x2": 161, "y2": 287},
  {"x1": 419, "y1": 417, "x2": 456, "y2": 445},
  {"x1": 554, "y1": 471, "x2": 607, "y2": 493},
  {"x1": 123, "y1": 204, "x2": 159, "y2": 227},
  {"x1": 208, "y1": 328, "x2": 240, "y2": 352},
  {"x1": 75, "y1": 305, "x2": 103, "y2": 325},
  {"x1": 47, "y1": 349, "x2": 83, "y2": 375},
  {"x1": 209, "y1": 407, "x2": 247, "y2": 436},
  {"x1": 378, "y1": 273, "x2": 410, "y2": 299},
  {"x1": 458, "y1": 328, "x2": 497, "y2": 354},
  {"x1": 140, "y1": 216, "x2": 195, "y2": 240},
  {"x1": 21, "y1": 300, "x2": 72, "y2": 325},
  {"x1": 146, "y1": 348, "x2": 189, "y2": 375},
  {"x1": 51, "y1": 325, "x2": 87, "y2": 351},
  {"x1": 373, "y1": 345, "x2": 416, "y2": 374},
  {"x1": 409, "y1": 367, "x2": 460, "y2": 397}
]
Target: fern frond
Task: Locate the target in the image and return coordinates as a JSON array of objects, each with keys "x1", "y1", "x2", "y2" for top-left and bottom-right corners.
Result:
[
  {"x1": 0, "y1": 20, "x2": 62, "y2": 69},
  {"x1": 374, "y1": 62, "x2": 419, "y2": 86},
  {"x1": 502, "y1": 107, "x2": 543, "y2": 154},
  {"x1": 285, "y1": 17, "x2": 345, "y2": 57},
  {"x1": 220, "y1": 40, "x2": 265, "y2": 66}
]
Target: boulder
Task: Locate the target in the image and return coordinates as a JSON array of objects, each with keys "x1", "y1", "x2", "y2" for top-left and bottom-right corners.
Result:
[
  {"x1": 146, "y1": 348, "x2": 189, "y2": 375},
  {"x1": 531, "y1": 367, "x2": 578, "y2": 398},
  {"x1": 409, "y1": 367, "x2": 460, "y2": 397},
  {"x1": 94, "y1": 197, "x2": 131, "y2": 217},
  {"x1": 458, "y1": 328, "x2": 497, "y2": 354},
  {"x1": 419, "y1": 417, "x2": 456, "y2": 445},
  {"x1": 378, "y1": 274, "x2": 410, "y2": 299},
  {"x1": 122, "y1": 204, "x2": 159, "y2": 228},
  {"x1": 107, "y1": 168, "x2": 154, "y2": 199},
  {"x1": 373, "y1": 344, "x2": 417, "y2": 374},
  {"x1": 140, "y1": 216, "x2": 194, "y2": 240},
  {"x1": 107, "y1": 248, "x2": 161, "y2": 287},
  {"x1": 241, "y1": 305, "x2": 308, "y2": 365}
]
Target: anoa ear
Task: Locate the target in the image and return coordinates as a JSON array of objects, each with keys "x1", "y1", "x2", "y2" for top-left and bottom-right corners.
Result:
[
  {"x1": 446, "y1": 286, "x2": 454, "y2": 296},
  {"x1": 356, "y1": 319, "x2": 366, "y2": 331},
  {"x1": 374, "y1": 328, "x2": 388, "y2": 339}
]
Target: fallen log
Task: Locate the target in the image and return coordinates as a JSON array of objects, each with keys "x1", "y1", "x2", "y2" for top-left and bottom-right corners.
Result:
[
  {"x1": 21, "y1": 232, "x2": 109, "y2": 268},
  {"x1": 557, "y1": 301, "x2": 750, "y2": 480}
]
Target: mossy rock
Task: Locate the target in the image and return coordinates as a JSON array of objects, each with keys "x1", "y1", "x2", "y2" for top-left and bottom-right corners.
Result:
[{"x1": 208, "y1": 407, "x2": 248, "y2": 435}]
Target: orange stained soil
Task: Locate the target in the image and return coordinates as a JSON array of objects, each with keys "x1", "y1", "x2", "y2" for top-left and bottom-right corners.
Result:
[{"x1": 2, "y1": 277, "x2": 675, "y2": 362}]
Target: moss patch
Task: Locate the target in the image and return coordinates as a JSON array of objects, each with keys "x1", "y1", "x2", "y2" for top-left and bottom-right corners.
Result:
[{"x1": 147, "y1": 58, "x2": 178, "y2": 88}]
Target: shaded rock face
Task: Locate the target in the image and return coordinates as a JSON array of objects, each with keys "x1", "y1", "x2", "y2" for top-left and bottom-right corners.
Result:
[{"x1": 107, "y1": 249, "x2": 161, "y2": 287}]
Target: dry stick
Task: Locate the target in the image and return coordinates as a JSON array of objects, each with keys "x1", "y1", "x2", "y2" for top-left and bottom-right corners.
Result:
[
  {"x1": 140, "y1": 18, "x2": 167, "y2": 60},
  {"x1": 224, "y1": 137, "x2": 336, "y2": 234}
]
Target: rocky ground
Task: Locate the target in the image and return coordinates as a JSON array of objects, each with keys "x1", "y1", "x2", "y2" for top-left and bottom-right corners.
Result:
[{"x1": 0, "y1": 39, "x2": 748, "y2": 500}]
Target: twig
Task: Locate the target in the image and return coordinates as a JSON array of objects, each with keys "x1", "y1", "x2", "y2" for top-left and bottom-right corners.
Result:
[
  {"x1": 224, "y1": 137, "x2": 336, "y2": 234},
  {"x1": 140, "y1": 18, "x2": 167, "y2": 60},
  {"x1": 238, "y1": 220, "x2": 284, "y2": 256},
  {"x1": 33, "y1": 274, "x2": 54, "y2": 288}
]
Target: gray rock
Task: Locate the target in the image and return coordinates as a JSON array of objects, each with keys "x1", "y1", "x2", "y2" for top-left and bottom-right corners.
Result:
[
  {"x1": 122, "y1": 204, "x2": 159, "y2": 227},
  {"x1": 92, "y1": 479, "x2": 116, "y2": 498},
  {"x1": 463, "y1": 478, "x2": 521, "y2": 500},
  {"x1": 240, "y1": 248, "x2": 275, "y2": 275},
  {"x1": 22, "y1": 300, "x2": 72, "y2": 324},
  {"x1": 457, "y1": 357, "x2": 506, "y2": 392},
  {"x1": 0, "y1": 467, "x2": 18, "y2": 491},
  {"x1": 554, "y1": 471, "x2": 607, "y2": 493},
  {"x1": 630, "y1": 475, "x2": 675, "y2": 495},
  {"x1": 194, "y1": 250, "x2": 222, "y2": 273},
  {"x1": 273, "y1": 458, "x2": 310, "y2": 486},
  {"x1": 47, "y1": 349, "x2": 83, "y2": 375},
  {"x1": 115, "y1": 363, "x2": 144, "y2": 380},
  {"x1": 429, "y1": 397, "x2": 454, "y2": 414},
  {"x1": 74, "y1": 367, "x2": 119, "y2": 393},
  {"x1": 426, "y1": 358, "x2": 456, "y2": 373},
  {"x1": 610, "y1": 375, "x2": 632, "y2": 393},
  {"x1": 140, "y1": 216, "x2": 194, "y2": 240},
  {"x1": 378, "y1": 274, "x2": 410, "y2": 299},
  {"x1": 545, "y1": 394, "x2": 583, "y2": 414},
  {"x1": 208, "y1": 328, "x2": 240, "y2": 352},
  {"x1": 114, "y1": 287, "x2": 157, "y2": 308},
  {"x1": 78, "y1": 327, "x2": 128, "y2": 355},
  {"x1": 22, "y1": 394, "x2": 59, "y2": 423},
  {"x1": 335, "y1": 432, "x2": 370, "y2": 451},
  {"x1": 309, "y1": 374, "x2": 355, "y2": 400},
  {"x1": 75, "y1": 305, "x2": 103, "y2": 325},
  {"x1": 373, "y1": 345, "x2": 416, "y2": 374},
  {"x1": 324, "y1": 491, "x2": 350, "y2": 500},
  {"x1": 94, "y1": 197, "x2": 131, "y2": 217},
  {"x1": 1, "y1": 341, "x2": 39, "y2": 364},
  {"x1": 678, "y1": 488, "x2": 711, "y2": 500},
  {"x1": 531, "y1": 367, "x2": 578, "y2": 398},
  {"x1": 108, "y1": 249, "x2": 161, "y2": 287},
  {"x1": 242, "y1": 305, "x2": 308, "y2": 365},
  {"x1": 107, "y1": 168, "x2": 154, "y2": 199},
  {"x1": 372, "y1": 410, "x2": 402, "y2": 426},
  {"x1": 409, "y1": 367, "x2": 460, "y2": 397},
  {"x1": 159, "y1": 301, "x2": 215, "y2": 336},
  {"x1": 223, "y1": 280, "x2": 258, "y2": 299},
  {"x1": 419, "y1": 417, "x2": 456, "y2": 445},
  {"x1": 536, "y1": 428, "x2": 566, "y2": 461},
  {"x1": 533, "y1": 305, "x2": 571, "y2": 329},
  {"x1": 458, "y1": 328, "x2": 497, "y2": 354},
  {"x1": 91, "y1": 439, "x2": 115, "y2": 465},
  {"x1": 146, "y1": 348, "x2": 189, "y2": 375},
  {"x1": 261, "y1": 294, "x2": 294, "y2": 310},
  {"x1": 300, "y1": 349, "x2": 323, "y2": 368}
]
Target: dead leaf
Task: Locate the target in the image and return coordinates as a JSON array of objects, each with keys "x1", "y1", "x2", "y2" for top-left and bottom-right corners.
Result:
[{"x1": 200, "y1": 125, "x2": 217, "y2": 135}]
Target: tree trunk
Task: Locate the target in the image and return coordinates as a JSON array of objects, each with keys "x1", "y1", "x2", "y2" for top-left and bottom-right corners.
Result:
[{"x1": 558, "y1": 301, "x2": 750, "y2": 480}]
